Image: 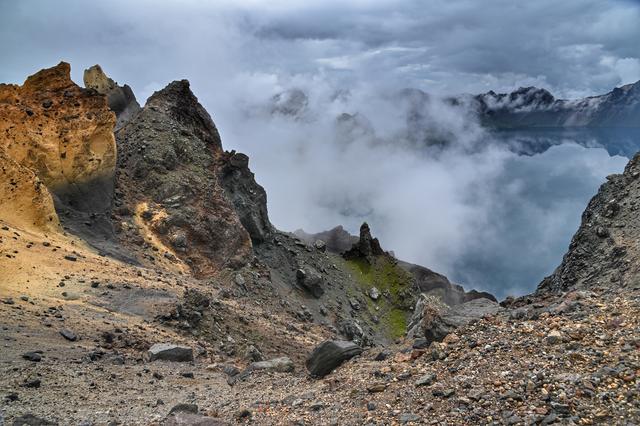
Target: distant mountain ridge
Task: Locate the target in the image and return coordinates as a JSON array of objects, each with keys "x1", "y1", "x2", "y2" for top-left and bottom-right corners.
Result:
[{"x1": 471, "y1": 80, "x2": 640, "y2": 128}]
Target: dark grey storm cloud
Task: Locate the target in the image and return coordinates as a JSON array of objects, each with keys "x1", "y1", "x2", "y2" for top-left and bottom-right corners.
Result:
[
  {"x1": 0, "y1": 1, "x2": 634, "y2": 298},
  {"x1": 1, "y1": 0, "x2": 639, "y2": 97}
]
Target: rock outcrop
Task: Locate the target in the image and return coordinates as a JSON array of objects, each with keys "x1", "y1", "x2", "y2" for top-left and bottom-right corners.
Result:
[
  {"x1": 0, "y1": 62, "x2": 117, "y2": 235},
  {"x1": 84, "y1": 64, "x2": 141, "y2": 130},
  {"x1": 217, "y1": 150, "x2": 273, "y2": 243},
  {"x1": 343, "y1": 222, "x2": 385, "y2": 263},
  {"x1": 407, "y1": 295, "x2": 502, "y2": 342},
  {"x1": 114, "y1": 80, "x2": 253, "y2": 275},
  {"x1": 538, "y1": 153, "x2": 640, "y2": 294},
  {"x1": 400, "y1": 261, "x2": 497, "y2": 305}
]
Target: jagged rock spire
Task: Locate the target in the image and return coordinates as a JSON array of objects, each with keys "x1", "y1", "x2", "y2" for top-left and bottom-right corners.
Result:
[
  {"x1": 84, "y1": 64, "x2": 140, "y2": 131},
  {"x1": 343, "y1": 222, "x2": 385, "y2": 263}
]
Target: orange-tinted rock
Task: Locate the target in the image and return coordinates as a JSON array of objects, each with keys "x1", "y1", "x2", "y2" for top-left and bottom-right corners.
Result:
[
  {"x1": 0, "y1": 147, "x2": 59, "y2": 232},
  {"x1": 0, "y1": 62, "x2": 117, "y2": 195}
]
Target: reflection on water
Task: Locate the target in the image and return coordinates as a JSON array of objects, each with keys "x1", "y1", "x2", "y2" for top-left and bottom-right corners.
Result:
[{"x1": 491, "y1": 127, "x2": 640, "y2": 158}]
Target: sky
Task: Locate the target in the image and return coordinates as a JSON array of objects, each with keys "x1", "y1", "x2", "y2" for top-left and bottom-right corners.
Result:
[{"x1": 0, "y1": 0, "x2": 637, "y2": 298}]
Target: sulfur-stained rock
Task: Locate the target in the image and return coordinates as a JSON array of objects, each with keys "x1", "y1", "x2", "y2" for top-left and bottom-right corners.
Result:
[{"x1": 0, "y1": 62, "x2": 116, "y2": 203}]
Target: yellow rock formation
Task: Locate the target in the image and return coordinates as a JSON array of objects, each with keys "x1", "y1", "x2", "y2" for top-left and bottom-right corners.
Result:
[{"x1": 0, "y1": 62, "x2": 116, "y2": 193}]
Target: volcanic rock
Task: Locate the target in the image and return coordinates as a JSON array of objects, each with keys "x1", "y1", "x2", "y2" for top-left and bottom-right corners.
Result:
[
  {"x1": 407, "y1": 296, "x2": 502, "y2": 342},
  {"x1": 0, "y1": 62, "x2": 116, "y2": 234},
  {"x1": 83, "y1": 64, "x2": 141, "y2": 130},
  {"x1": 343, "y1": 222, "x2": 385, "y2": 263},
  {"x1": 114, "y1": 80, "x2": 252, "y2": 275},
  {"x1": 306, "y1": 340, "x2": 363, "y2": 378},
  {"x1": 148, "y1": 343, "x2": 194, "y2": 362},
  {"x1": 247, "y1": 356, "x2": 295, "y2": 373}
]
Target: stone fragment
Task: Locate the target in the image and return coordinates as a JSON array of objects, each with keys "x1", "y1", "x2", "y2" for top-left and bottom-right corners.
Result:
[
  {"x1": 306, "y1": 340, "x2": 362, "y2": 378},
  {"x1": 148, "y1": 343, "x2": 194, "y2": 362}
]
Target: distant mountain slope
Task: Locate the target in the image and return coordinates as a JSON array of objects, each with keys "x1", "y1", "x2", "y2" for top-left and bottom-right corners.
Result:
[{"x1": 472, "y1": 80, "x2": 640, "y2": 128}]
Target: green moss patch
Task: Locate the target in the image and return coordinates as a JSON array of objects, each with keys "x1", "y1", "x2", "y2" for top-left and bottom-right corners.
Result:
[{"x1": 344, "y1": 256, "x2": 415, "y2": 339}]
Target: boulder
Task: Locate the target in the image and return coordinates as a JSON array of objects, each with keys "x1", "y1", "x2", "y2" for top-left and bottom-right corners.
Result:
[
  {"x1": 306, "y1": 340, "x2": 363, "y2": 378},
  {"x1": 408, "y1": 296, "x2": 502, "y2": 343},
  {"x1": 10, "y1": 414, "x2": 57, "y2": 425},
  {"x1": 59, "y1": 329, "x2": 78, "y2": 342},
  {"x1": 296, "y1": 267, "x2": 324, "y2": 298},
  {"x1": 247, "y1": 356, "x2": 294, "y2": 373},
  {"x1": 148, "y1": 343, "x2": 194, "y2": 362}
]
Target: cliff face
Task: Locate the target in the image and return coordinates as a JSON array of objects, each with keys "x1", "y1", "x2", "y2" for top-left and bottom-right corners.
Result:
[
  {"x1": 113, "y1": 80, "x2": 254, "y2": 276},
  {"x1": 0, "y1": 62, "x2": 117, "y2": 235},
  {"x1": 538, "y1": 153, "x2": 640, "y2": 294}
]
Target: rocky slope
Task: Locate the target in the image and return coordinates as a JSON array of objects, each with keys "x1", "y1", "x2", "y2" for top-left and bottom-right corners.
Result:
[{"x1": 0, "y1": 63, "x2": 637, "y2": 425}]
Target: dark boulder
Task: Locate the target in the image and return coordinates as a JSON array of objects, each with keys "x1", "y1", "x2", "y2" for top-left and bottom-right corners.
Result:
[
  {"x1": 296, "y1": 267, "x2": 324, "y2": 298},
  {"x1": 11, "y1": 414, "x2": 57, "y2": 426},
  {"x1": 148, "y1": 343, "x2": 194, "y2": 362},
  {"x1": 306, "y1": 340, "x2": 363, "y2": 378}
]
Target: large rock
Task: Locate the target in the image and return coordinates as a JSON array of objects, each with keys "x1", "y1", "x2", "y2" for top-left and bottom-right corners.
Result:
[
  {"x1": 0, "y1": 62, "x2": 117, "y2": 234},
  {"x1": 306, "y1": 340, "x2": 363, "y2": 378},
  {"x1": 247, "y1": 356, "x2": 294, "y2": 373},
  {"x1": 114, "y1": 80, "x2": 253, "y2": 275},
  {"x1": 83, "y1": 64, "x2": 141, "y2": 130},
  {"x1": 148, "y1": 343, "x2": 193, "y2": 362},
  {"x1": 296, "y1": 267, "x2": 324, "y2": 298},
  {"x1": 162, "y1": 413, "x2": 225, "y2": 426},
  {"x1": 408, "y1": 296, "x2": 502, "y2": 342},
  {"x1": 10, "y1": 414, "x2": 58, "y2": 425}
]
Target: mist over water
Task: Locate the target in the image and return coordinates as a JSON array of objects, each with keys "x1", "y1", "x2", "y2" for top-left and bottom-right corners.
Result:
[{"x1": 220, "y1": 86, "x2": 628, "y2": 299}]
